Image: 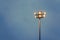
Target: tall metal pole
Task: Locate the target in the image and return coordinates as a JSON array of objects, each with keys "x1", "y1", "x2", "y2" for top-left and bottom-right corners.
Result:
[
  {"x1": 38, "y1": 19, "x2": 41, "y2": 40},
  {"x1": 34, "y1": 11, "x2": 46, "y2": 40}
]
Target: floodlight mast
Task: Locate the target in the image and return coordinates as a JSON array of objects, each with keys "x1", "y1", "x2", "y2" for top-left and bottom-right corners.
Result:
[{"x1": 34, "y1": 11, "x2": 46, "y2": 40}]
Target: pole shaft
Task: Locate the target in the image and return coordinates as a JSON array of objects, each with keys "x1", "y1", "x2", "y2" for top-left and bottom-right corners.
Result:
[{"x1": 38, "y1": 19, "x2": 41, "y2": 40}]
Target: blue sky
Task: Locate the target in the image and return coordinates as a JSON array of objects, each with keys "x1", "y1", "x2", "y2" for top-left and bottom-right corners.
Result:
[{"x1": 0, "y1": 0, "x2": 60, "y2": 40}]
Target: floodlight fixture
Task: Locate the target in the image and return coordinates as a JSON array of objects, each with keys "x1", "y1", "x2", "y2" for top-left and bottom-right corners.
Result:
[
  {"x1": 34, "y1": 11, "x2": 46, "y2": 19},
  {"x1": 34, "y1": 11, "x2": 46, "y2": 40}
]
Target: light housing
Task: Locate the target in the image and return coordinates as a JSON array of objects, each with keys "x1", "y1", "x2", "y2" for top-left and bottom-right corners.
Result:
[{"x1": 34, "y1": 11, "x2": 46, "y2": 19}]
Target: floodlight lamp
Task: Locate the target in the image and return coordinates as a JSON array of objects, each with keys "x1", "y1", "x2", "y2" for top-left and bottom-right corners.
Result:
[
  {"x1": 35, "y1": 16, "x2": 37, "y2": 18},
  {"x1": 43, "y1": 15, "x2": 46, "y2": 18},
  {"x1": 39, "y1": 15, "x2": 42, "y2": 17},
  {"x1": 34, "y1": 12, "x2": 36, "y2": 15},
  {"x1": 39, "y1": 11, "x2": 42, "y2": 14},
  {"x1": 44, "y1": 12, "x2": 46, "y2": 15}
]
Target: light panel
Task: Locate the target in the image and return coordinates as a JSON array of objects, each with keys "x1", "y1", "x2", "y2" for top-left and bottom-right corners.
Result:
[{"x1": 34, "y1": 11, "x2": 46, "y2": 19}]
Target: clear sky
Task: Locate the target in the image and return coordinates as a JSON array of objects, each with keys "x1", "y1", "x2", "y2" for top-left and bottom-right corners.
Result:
[{"x1": 0, "y1": 0, "x2": 60, "y2": 40}]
